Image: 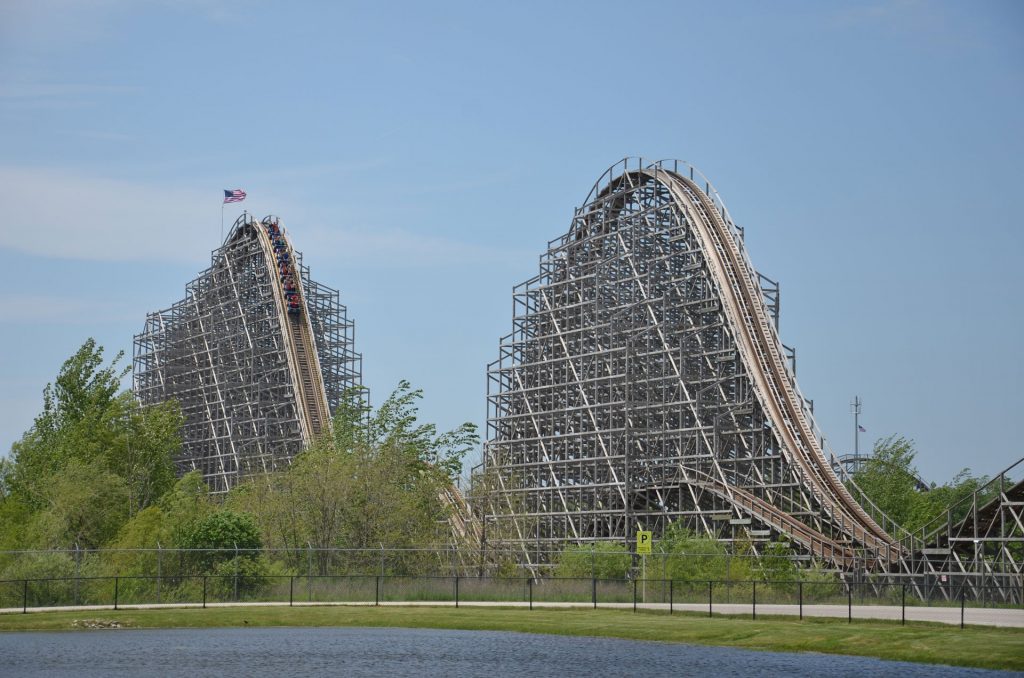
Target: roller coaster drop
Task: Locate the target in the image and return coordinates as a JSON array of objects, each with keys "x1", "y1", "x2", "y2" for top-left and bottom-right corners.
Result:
[
  {"x1": 133, "y1": 214, "x2": 361, "y2": 493},
  {"x1": 480, "y1": 159, "x2": 1022, "y2": 588}
]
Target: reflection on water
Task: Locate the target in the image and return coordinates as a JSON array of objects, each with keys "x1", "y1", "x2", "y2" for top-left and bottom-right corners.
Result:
[{"x1": 0, "y1": 626, "x2": 1009, "y2": 677}]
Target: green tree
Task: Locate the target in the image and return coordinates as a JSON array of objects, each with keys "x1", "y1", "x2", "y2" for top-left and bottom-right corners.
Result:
[
  {"x1": 850, "y1": 435, "x2": 920, "y2": 529},
  {"x1": 25, "y1": 458, "x2": 129, "y2": 549},
  {"x1": 6, "y1": 339, "x2": 181, "y2": 520},
  {"x1": 353, "y1": 381, "x2": 478, "y2": 481},
  {"x1": 0, "y1": 456, "x2": 12, "y2": 500},
  {"x1": 8, "y1": 339, "x2": 127, "y2": 505},
  {"x1": 0, "y1": 339, "x2": 183, "y2": 555},
  {"x1": 159, "y1": 471, "x2": 215, "y2": 543},
  {"x1": 852, "y1": 435, "x2": 993, "y2": 535},
  {"x1": 109, "y1": 471, "x2": 214, "y2": 553},
  {"x1": 104, "y1": 472, "x2": 213, "y2": 578},
  {"x1": 0, "y1": 499, "x2": 28, "y2": 550},
  {"x1": 0, "y1": 458, "x2": 29, "y2": 550},
  {"x1": 112, "y1": 399, "x2": 181, "y2": 517},
  {"x1": 230, "y1": 381, "x2": 478, "y2": 574}
]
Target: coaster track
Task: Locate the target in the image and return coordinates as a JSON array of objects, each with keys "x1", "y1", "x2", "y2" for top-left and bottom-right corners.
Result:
[
  {"x1": 651, "y1": 168, "x2": 897, "y2": 559},
  {"x1": 254, "y1": 216, "x2": 331, "y2": 440}
]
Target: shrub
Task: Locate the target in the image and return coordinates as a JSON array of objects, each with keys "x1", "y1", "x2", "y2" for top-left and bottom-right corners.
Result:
[
  {"x1": 177, "y1": 510, "x2": 262, "y2": 573},
  {"x1": 554, "y1": 542, "x2": 631, "y2": 580}
]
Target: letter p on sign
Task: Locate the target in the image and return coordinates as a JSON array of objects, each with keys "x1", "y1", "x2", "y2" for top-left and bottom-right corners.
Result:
[{"x1": 636, "y1": 530, "x2": 652, "y2": 555}]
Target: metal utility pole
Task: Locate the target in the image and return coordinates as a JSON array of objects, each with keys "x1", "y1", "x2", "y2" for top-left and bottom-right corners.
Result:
[{"x1": 851, "y1": 396, "x2": 862, "y2": 461}]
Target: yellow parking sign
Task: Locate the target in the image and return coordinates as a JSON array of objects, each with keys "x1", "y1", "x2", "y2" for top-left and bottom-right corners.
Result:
[{"x1": 636, "y1": 530, "x2": 653, "y2": 554}]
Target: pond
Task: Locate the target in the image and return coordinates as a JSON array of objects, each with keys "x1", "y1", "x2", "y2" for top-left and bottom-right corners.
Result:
[{"x1": 0, "y1": 626, "x2": 1009, "y2": 677}]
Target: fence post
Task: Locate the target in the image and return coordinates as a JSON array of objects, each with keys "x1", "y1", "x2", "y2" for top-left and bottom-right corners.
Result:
[
  {"x1": 669, "y1": 580, "x2": 673, "y2": 615},
  {"x1": 22, "y1": 579, "x2": 27, "y2": 614},
  {"x1": 289, "y1": 576, "x2": 294, "y2": 607},
  {"x1": 592, "y1": 577, "x2": 597, "y2": 609},
  {"x1": 752, "y1": 581, "x2": 756, "y2": 621},
  {"x1": 848, "y1": 583, "x2": 852, "y2": 624},
  {"x1": 901, "y1": 583, "x2": 906, "y2": 626},
  {"x1": 798, "y1": 581, "x2": 803, "y2": 620},
  {"x1": 455, "y1": 575, "x2": 459, "y2": 609},
  {"x1": 528, "y1": 578, "x2": 533, "y2": 610},
  {"x1": 375, "y1": 576, "x2": 380, "y2": 606},
  {"x1": 708, "y1": 581, "x2": 713, "y2": 618},
  {"x1": 203, "y1": 575, "x2": 207, "y2": 609},
  {"x1": 633, "y1": 578, "x2": 637, "y2": 613},
  {"x1": 114, "y1": 576, "x2": 119, "y2": 611},
  {"x1": 233, "y1": 542, "x2": 239, "y2": 602},
  {"x1": 961, "y1": 588, "x2": 965, "y2": 630},
  {"x1": 307, "y1": 544, "x2": 313, "y2": 602},
  {"x1": 157, "y1": 542, "x2": 163, "y2": 604},
  {"x1": 74, "y1": 543, "x2": 81, "y2": 607}
]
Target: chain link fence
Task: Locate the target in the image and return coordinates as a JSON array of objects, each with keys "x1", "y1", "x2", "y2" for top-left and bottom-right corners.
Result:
[
  {"x1": 1, "y1": 574, "x2": 1021, "y2": 629},
  {"x1": 0, "y1": 548, "x2": 1020, "y2": 609}
]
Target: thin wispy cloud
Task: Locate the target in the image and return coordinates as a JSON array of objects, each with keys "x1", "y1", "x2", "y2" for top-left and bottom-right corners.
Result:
[
  {"x1": 0, "y1": 83, "x2": 140, "y2": 100},
  {"x1": 1, "y1": 0, "x2": 127, "y2": 53},
  {"x1": 61, "y1": 129, "x2": 135, "y2": 142},
  {"x1": 403, "y1": 169, "x2": 519, "y2": 196},
  {"x1": 301, "y1": 223, "x2": 531, "y2": 270},
  {"x1": 0, "y1": 82, "x2": 142, "y2": 110},
  {"x1": 0, "y1": 166, "x2": 219, "y2": 264},
  {"x1": 830, "y1": 0, "x2": 924, "y2": 25},
  {"x1": 0, "y1": 294, "x2": 135, "y2": 324},
  {"x1": 0, "y1": 166, "x2": 530, "y2": 270},
  {"x1": 1, "y1": 0, "x2": 242, "y2": 53},
  {"x1": 242, "y1": 156, "x2": 394, "y2": 184},
  {"x1": 827, "y1": 0, "x2": 980, "y2": 49}
]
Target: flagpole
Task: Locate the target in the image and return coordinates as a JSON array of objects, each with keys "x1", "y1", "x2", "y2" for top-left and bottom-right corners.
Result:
[{"x1": 221, "y1": 190, "x2": 246, "y2": 243}]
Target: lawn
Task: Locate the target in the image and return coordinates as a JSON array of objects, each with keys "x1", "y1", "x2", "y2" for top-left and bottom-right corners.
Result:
[{"x1": 0, "y1": 605, "x2": 1021, "y2": 671}]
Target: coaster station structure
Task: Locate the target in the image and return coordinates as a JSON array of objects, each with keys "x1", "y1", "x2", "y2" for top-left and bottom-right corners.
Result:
[
  {"x1": 134, "y1": 214, "x2": 362, "y2": 492},
  {"x1": 481, "y1": 158, "x2": 917, "y2": 574}
]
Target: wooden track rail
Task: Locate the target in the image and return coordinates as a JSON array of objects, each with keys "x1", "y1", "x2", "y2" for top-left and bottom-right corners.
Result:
[
  {"x1": 254, "y1": 220, "x2": 331, "y2": 441},
  {"x1": 651, "y1": 169, "x2": 897, "y2": 561}
]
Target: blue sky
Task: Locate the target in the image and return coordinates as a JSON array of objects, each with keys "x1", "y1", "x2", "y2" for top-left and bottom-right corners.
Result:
[{"x1": 1, "y1": 0, "x2": 1021, "y2": 483}]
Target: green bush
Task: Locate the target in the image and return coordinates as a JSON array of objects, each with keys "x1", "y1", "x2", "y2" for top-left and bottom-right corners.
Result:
[
  {"x1": 658, "y1": 524, "x2": 752, "y2": 582},
  {"x1": 757, "y1": 539, "x2": 797, "y2": 582},
  {"x1": 208, "y1": 556, "x2": 268, "y2": 600},
  {"x1": 177, "y1": 510, "x2": 262, "y2": 573},
  {"x1": 554, "y1": 542, "x2": 631, "y2": 580}
]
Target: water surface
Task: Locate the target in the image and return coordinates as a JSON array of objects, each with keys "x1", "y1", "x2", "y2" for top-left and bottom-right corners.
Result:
[{"x1": 0, "y1": 627, "x2": 1013, "y2": 677}]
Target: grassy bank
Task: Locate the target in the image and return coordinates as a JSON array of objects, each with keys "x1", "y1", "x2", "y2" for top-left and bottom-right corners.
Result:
[{"x1": 1, "y1": 606, "x2": 1022, "y2": 671}]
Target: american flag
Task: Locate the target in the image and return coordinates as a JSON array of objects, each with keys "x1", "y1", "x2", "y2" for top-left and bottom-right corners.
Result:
[
  {"x1": 858, "y1": 425, "x2": 867, "y2": 433},
  {"x1": 223, "y1": 189, "x2": 247, "y2": 204}
]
